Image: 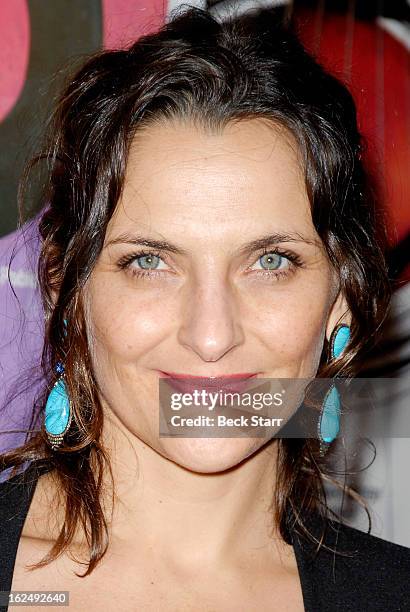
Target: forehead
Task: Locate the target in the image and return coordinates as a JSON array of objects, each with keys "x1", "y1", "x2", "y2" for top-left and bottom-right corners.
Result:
[{"x1": 108, "y1": 118, "x2": 314, "y2": 242}]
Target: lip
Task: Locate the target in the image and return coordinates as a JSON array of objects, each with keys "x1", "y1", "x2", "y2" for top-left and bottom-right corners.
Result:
[{"x1": 158, "y1": 371, "x2": 259, "y2": 395}]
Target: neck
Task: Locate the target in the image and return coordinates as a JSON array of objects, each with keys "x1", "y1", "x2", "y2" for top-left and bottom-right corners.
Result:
[{"x1": 97, "y1": 409, "x2": 291, "y2": 573}]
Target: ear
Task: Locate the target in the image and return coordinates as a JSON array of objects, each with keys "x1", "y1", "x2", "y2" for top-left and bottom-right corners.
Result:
[{"x1": 325, "y1": 289, "x2": 351, "y2": 343}]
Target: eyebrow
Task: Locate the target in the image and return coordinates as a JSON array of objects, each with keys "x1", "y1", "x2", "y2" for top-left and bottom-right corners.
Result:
[{"x1": 105, "y1": 231, "x2": 320, "y2": 255}]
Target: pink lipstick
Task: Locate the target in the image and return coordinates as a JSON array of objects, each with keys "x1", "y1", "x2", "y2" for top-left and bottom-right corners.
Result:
[{"x1": 158, "y1": 371, "x2": 259, "y2": 394}]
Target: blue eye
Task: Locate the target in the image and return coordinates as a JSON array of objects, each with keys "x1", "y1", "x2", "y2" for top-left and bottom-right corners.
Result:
[
  {"x1": 118, "y1": 250, "x2": 169, "y2": 278},
  {"x1": 136, "y1": 254, "x2": 161, "y2": 269},
  {"x1": 258, "y1": 252, "x2": 287, "y2": 270}
]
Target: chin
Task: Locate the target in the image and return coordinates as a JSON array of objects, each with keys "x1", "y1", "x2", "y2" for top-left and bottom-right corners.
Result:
[{"x1": 158, "y1": 436, "x2": 264, "y2": 474}]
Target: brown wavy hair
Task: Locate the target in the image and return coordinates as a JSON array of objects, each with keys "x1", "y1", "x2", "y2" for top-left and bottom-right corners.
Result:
[{"x1": 1, "y1": 6, "x2": 391, "y2": 576}]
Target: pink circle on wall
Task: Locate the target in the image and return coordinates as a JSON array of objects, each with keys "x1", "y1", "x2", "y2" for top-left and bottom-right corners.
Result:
[
  {"x1": 102, "y1": 0, "x2": 166, "y2": 49},
  {"x1": 0, "y1": 0, "x2": 30, "y2": 122}
]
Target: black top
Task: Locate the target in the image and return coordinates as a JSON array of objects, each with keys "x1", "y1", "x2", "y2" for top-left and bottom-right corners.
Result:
[{"x1": 1, "y1": 461, "x2": 410, "y2": 611}]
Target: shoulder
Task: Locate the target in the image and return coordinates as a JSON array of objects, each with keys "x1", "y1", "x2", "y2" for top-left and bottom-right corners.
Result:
[
  {"x1": 325, "y1": 518, "x2": 410, "y2": 576},
  {"x1": 292, "y1": 512, "x2": 410, "y2": 611},
  {"x1": 0, "y1": 461, "x2": 55, "y2": 524},
  {"x1": 0, "y1": 461, "x2": 84, "y2": 547}
]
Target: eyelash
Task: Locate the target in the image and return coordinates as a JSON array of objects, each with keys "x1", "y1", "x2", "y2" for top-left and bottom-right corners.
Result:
[{"x1": 117, "y1": 248, "x2": 303, "y2": 281}]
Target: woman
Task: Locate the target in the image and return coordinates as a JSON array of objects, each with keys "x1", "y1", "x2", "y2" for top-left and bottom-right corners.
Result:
[{"x1": 0, "y1": 7, "x2": 409, "y2": 611}]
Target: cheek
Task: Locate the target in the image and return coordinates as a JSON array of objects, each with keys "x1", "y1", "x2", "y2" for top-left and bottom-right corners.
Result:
[
  {"x1": 85, "y1": 273, "x2": 174, "y2": 364},
  {"x1": 249, "y1": 278, "x2": 332, "y2": 371},
  {"x1": 85, "y1": 264, "x2": 333, "y2": 376}
]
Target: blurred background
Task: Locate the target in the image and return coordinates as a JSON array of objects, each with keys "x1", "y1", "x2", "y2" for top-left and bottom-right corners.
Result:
[{"x1": 0, "y1": 0, "x2": 409, "y2": 543}]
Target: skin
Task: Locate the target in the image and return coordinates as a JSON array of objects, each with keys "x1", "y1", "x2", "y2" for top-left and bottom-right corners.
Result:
[
  {"x1": 15, "y1": 118, "x2": 350, "y2": 609},
  {"x1": 83, "y1": 116, "x2": 349, "y2": 561},
  {"x1": 85, "y1": 117, "x2": 349, "y2": 473}
]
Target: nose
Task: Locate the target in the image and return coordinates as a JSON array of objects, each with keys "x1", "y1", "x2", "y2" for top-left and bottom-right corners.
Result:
[{"x1": 177, "y1": 275, "x2": 245, "y2": 362}]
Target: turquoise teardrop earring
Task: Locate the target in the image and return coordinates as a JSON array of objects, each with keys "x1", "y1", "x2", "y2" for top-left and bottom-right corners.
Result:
[
  {"x1": 318, "y1": 323, "x2": 351, "y2": 457},
  {"x1": 44, "y1": 360, "x2": 72, "y2": 450},
  {"x1": 44, "y1": 318, "x2": 72, "y2": 449}
]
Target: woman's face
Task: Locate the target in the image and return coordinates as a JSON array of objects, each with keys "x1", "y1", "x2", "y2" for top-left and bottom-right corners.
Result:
[{"x1": 84, "y1": 118, "x2": 348, "y2": 472}]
